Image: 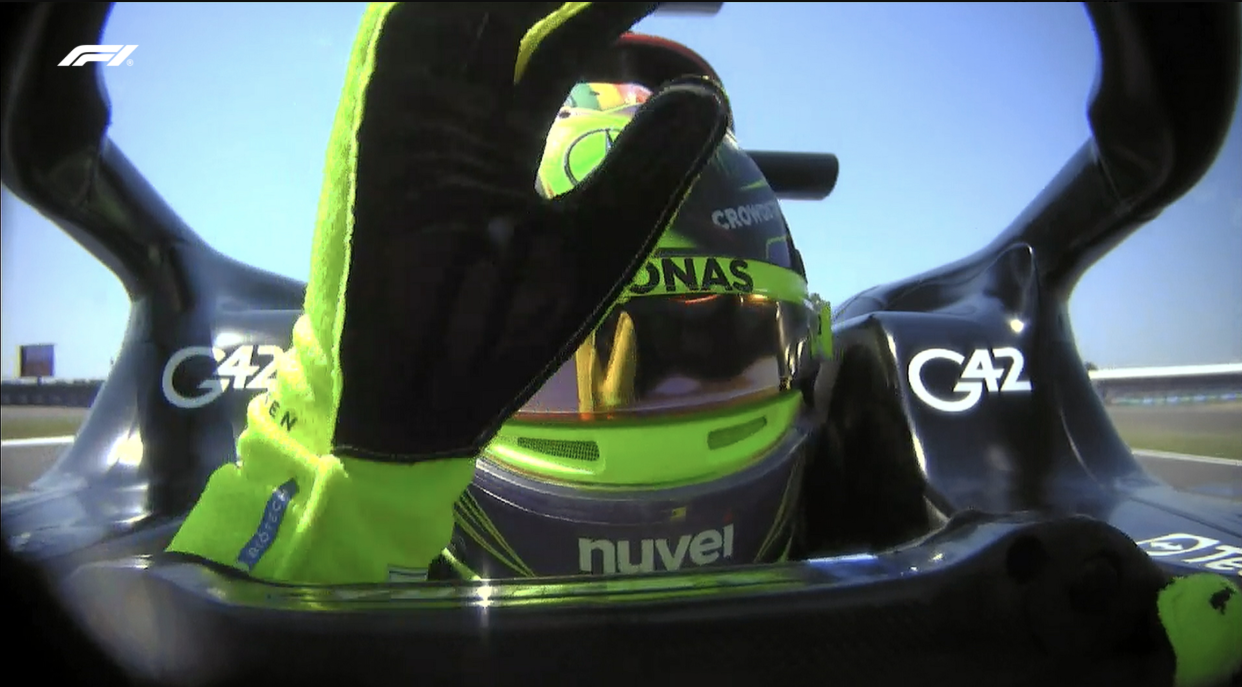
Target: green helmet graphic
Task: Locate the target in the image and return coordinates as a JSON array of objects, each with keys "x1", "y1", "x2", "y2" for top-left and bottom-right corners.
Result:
[
  {"x1": 446, "y1": 82, "x2": 828, "y2": 580},
  {"x1": 538, "y1": 103, "x2": 805, "y2": 276}
]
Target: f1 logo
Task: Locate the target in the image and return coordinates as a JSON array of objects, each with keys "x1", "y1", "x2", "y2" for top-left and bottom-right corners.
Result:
[{"x1": 59, "y1": 45, "x2": 138, "y2": 67}]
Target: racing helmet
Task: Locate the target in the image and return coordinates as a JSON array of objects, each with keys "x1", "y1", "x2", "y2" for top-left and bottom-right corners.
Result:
[{"x1": 442, "y1": 79, "x2": 829, "y2": 579}]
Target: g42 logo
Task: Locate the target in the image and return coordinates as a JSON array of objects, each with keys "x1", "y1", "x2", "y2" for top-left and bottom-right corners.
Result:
[
  {"x1": 908, "y1": 347, "x2": 1032, "y2": 413},
  {"x1": 162, "y1": 344, "x2": 282, "y2": 409}
]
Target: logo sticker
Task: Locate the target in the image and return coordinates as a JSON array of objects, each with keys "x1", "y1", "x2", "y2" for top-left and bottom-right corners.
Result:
[
  {"x1": 628, "y1": 257, "x2": 753, "y2": 296},
  {"x1": 236, "y1": 479, "x2": 299, "y2": 571},
  {"x1": 162, "y1": 344, "x2": 283, "y2": 409},
  {"x1": 563, "y1": 127, "x2": 620, "y2": 185},
  {"x1": 59, "y1": 45, "x2": 137, "y2": 67},
  {"x1": 908, "y1": 347, "x2": 1031, "y2": 413},
  {"x1": 1137, "y1": 533, "x2": 1242, "y2": 576},
  {"x1": 578, "y1": 524, "x2": 736, "y2": 574},
  {"x1": 710, "y1": 200, "x2": 783, "y2": 230}
]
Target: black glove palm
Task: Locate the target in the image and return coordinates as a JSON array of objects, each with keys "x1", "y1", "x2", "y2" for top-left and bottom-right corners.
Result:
[{"x1": 333, "y1": 2, "x2": 731, "y2": 460}]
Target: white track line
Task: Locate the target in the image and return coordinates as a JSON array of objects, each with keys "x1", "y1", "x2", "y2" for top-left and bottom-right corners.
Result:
[
  {"x1": 0, "y1": 435, "x2": 75, "y2": 448},
  {"x1": 1132, "y1": 449, "x2": 1241, "y2": 468}
]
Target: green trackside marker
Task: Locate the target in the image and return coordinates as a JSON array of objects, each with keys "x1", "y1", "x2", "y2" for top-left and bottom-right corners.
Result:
[{"x1": 1158, "y1": 574, "x2": 1242, "y2": 687}]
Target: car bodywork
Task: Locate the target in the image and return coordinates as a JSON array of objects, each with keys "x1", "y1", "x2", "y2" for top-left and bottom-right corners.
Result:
[{"x1": 1, "y1": 2, "x2": 1239, "y2": 685}]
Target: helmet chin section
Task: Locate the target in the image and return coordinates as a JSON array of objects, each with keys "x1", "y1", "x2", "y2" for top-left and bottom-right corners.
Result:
[{"x1": 448, "y1": 426, "x2": 812, "y2": 578}]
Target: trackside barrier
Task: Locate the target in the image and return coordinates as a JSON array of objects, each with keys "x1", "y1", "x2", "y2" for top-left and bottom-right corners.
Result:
[
  {"x1": 0, "y1": 379, "x2": 103, "y2": 407},
  {"x1": 1, "y1": 367, "x2": 1237, "y2": 409}
]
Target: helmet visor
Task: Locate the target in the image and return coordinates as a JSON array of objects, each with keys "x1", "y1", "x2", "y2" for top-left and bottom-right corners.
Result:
[{"x1": 516, "y1": 294, "x2": 814, "y2": 421}]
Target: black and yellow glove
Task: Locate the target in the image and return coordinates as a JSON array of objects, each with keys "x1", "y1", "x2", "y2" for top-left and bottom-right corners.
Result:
[
  {"x1": 333, "y1": 1, "x2": 730, "y2": 459},
  {"x1": 1159, "y1": 574, "x2": 1242, "y2": 687},
  {"x1": 168, "y1": 2, "x2": 729, "y2": 583}
]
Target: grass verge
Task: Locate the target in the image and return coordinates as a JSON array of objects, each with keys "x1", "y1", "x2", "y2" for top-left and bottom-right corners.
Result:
[
  {"x1": 1, "y1": 406, "x2": 89, "y2": 441},
  {"x1": 1106, "y1": 403, "x2": 1242, "y2": 461}
]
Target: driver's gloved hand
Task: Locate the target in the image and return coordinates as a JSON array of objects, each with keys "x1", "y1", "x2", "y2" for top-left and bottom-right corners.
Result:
[
  {"x1": 1158, "y1": 574, "x2": 1242, "y2": 687},
  {"x1": 167, "y1": 2, "x2": 729, "y2": 584}
]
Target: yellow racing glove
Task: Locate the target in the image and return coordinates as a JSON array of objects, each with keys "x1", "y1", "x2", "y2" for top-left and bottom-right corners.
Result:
[{"x1": 168, "y1": 1, "x2": 730, "y2": 584}]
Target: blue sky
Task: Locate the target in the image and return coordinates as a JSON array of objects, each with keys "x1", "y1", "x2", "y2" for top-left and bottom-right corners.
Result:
[{"x1": 2, "y1": 2, "x2": 1240, "y2": 379}]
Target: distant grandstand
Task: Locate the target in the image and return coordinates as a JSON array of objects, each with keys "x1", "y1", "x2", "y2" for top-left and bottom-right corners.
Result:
[{"x1": 1089, "y1": 363, "x2": 1242, "y2": 406}]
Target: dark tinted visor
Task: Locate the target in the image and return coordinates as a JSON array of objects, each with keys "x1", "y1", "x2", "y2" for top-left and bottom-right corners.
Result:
[{"x1": 516, "y1": 294, "x2": 814, "y2": 421}]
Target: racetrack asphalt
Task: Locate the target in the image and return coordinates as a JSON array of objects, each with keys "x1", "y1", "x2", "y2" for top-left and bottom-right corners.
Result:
[
  {"x1": 3, "y1": 432, "x2": 1240, "y2": 498},
  {"x1": 1, "y1": 436, "x2": 69, "y2": 491}
]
